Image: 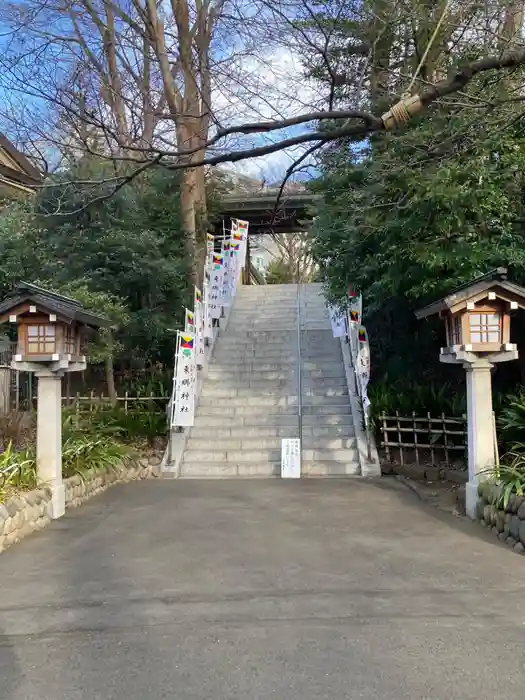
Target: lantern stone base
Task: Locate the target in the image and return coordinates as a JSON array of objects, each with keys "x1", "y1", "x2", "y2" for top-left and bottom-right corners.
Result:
[
  {"x1": 50, "y1": 483, "x2": 66, "y2": 519},
  {"x1": 465, "y1": 481, "x2": 481, "y2": 520}
]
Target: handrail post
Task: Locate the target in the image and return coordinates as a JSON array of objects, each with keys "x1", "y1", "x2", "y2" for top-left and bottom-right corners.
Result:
[{"x1": 296, "y1": 270, "x2": 302, "y2": 473}]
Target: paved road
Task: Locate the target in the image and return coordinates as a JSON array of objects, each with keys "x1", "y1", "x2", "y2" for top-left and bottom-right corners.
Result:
[{"x1": 1, "y1": 479, "x2": 524, "y2": 700}]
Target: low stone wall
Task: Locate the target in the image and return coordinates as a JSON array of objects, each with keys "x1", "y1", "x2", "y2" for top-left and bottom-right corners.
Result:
[
  {"x1": 477, "y1": 482, "x2": 525, "y2": 554},
  {"x1": 0, "y1": 454, "x2": 162, "y2": 554},
  {"x1": 383, "y1": 462, "x2": 468, "y2": 484}
]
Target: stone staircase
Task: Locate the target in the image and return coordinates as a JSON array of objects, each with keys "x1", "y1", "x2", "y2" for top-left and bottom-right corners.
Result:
[{"x1": 178, "y1": 283, "x2": 361, "y2": 477}]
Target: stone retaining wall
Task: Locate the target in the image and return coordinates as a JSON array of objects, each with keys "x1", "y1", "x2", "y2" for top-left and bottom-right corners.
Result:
[
  {"x1": 382, "y1": 462, "x2": 468, "y2": 484},
  {"x1": 0, "y1": 455, "x2": 162, "y2": 554},
  {"x1": 477, "y1": 482, "x2": 525, "y2": 554}
]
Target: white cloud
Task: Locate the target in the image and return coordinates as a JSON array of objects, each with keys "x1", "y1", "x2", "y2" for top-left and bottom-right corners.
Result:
[{"x1": 210, "y1": 44, "x2": 324, "y2": 180}]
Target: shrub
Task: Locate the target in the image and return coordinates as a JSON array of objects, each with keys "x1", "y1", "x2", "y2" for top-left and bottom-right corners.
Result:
[
  {"x1": 0, "y1": 442, "x2": 37, "y2": 499},
  {"x1": 63, "y1": 404, "x2": 166, "y2": 445},
  {"x1": 481, "y1": 449, "x2": 525, "y2": 509},
  {"x1": 62, "y1": 434, "x2": 131, "y2": 478},
  {"x1": 368, "y1": 379, "x2": 466, "y2": 432},
  {"x1": 498, "y1": 389, "x2": 525, "y2": 450}
]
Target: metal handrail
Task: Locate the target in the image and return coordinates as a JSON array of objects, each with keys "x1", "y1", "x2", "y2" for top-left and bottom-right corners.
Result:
[{"x1": 296, "y1": 275, "x2": 303, "y2": 472}]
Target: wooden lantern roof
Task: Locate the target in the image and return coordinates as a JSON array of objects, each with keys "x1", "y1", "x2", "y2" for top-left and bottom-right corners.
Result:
[
  {"x1": 0, "y1": 133, "x2": 42, "y2": 196},
  {"x1": 0, "y1": 282, "x2": 109, "y2": 328},
  {"x1": 415, "y1": 268, "x2": 525, "y2": 320}
]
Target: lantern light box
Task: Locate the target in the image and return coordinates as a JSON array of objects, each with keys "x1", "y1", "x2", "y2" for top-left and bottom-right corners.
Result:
[
  {"x1": 415, "y1": 268, "x2": 525, "y2": 363},
  {"x1": 0, "y1": 281, "x2": 109, "y2": 372}
]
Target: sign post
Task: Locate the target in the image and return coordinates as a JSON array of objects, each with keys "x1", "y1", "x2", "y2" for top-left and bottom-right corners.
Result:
[{"x1": 281, "y1": 438, "x2": 301, "y2": 479}]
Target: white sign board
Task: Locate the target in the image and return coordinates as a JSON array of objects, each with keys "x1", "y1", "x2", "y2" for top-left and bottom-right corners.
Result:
[{"x1": 281, "y1": 438, "x2": 301, "y2": 478}]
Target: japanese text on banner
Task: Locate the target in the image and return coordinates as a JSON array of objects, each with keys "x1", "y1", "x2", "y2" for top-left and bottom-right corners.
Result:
[{"x1": 171, "y1": 331, "x2": 196, "y2": 427}]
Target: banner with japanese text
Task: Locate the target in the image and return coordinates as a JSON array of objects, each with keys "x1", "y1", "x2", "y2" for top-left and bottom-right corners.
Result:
[
  {"x1": 194, "y1": 286, "x2": 205, "y2": 367},
  {"x1": 171, "y1": 331, "x2": 196, "y2": 427},
  {"x1": 221, "y1": 239, "x2": 232, "y2": 308},
  {"x1": 328, "y1": 304, "x2": 346, "y2": 338},
  {"x1": 210, "y1": 252, "x2": 224, "y2": 320},
  {"x1": 203, "y1": 273, "x2": 213, "y2": 340}
]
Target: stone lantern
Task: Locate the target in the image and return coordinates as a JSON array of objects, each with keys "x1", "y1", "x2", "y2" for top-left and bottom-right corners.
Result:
[
  {"x1": 0, "y1": 282, "x2": 109, "y2": 518},
  {"x1": 415, "y1": 268, "x2": 525, "y2": 518}
]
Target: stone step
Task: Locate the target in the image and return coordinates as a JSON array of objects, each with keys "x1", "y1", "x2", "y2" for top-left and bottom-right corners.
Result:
[
  {"x1": 201, "y1": 382, "x2": 348, "y2": 394},
  {"x1": 190, "y1": 426, "x2": 300, "y2": 438},
  {"x1": 193, "y1": 414, "x2": 299, "y2": 427},
  {"x1": 180, "y1": 459, "x2": 360, "y2": 478},
  {"x1": 196, "y1": 405, "x2": 299, "y2": 416},
  {"x1": 302, "y1": 448, "x2": 358, "y2": 462},
  {"x1": 180, "y1": 463, "x2": 280, "y2": 478},
  {"x1": 229, "y1": 315, "x2": 297, "y2": 322},
  {"x1": 302, "y1": 461, "x2": 361, "y2": 477},
  {"x1": 208, "y1": 361, "x2": 296, "y2": 371},
  {"x1": 199, "y1": 396, "x2": 297, "y2": 407},
  {"x1": 211, "y1": 358, "x2": 297, "y2": 367},
  {"x1": 198, "y1": 395, "x2": 348, "y2": 407},
  {"x1": 200, "y1": 386, "x2": 348, "y2": 398},
  {"x1": 206, "y1": 368, "x2": 346, "y2": 380},
  {"x1": 189, "y1": 424, "x2": 354, "y2": 438},
  {"x1": 302, "y1": 404, "x2": 351, "y2": 415},
  {"x1": 183, "y1": 449, "x2": 282, "y2": 463},
  {"x1": 302, "y1": 413, "x2": 354, "y2": 426},
  {"x1": 185, "y1": 437, "x2": 357, "y2": 451},
  {"x1": 213, "y1": 352, "x2": 341, "y2": 362}
]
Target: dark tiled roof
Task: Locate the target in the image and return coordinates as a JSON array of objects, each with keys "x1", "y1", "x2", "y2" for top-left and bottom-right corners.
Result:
[{"x1": 0, "y1": 282, "x2": 110, "y2": 328}]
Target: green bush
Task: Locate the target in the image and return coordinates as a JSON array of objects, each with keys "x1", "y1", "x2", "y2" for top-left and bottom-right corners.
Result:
[
  {"x1": 498, "y1": 389, "x2": 525, "y2": 450},
  {"x1": 64, "y1": 404, "x2": 167, "y2": 444},
  {"x1": 62, "y1": 434, "x2": 131, "y2": 478},
  {"x1": 368, "y1": 379, "x2": 466, "y2": 432},
  {"x1": 481, "y1": 449, "x2": 525, "y2": 509},
  {"x1": 0, "y1": 434, "x2": 133, "y2": 500},
  {"x1": 0, "y1": 442, "x2": 37, "y2": 499}
]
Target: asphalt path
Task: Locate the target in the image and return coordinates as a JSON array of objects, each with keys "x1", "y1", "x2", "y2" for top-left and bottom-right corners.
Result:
[{"x1": 0, "y1": 478, "x2": 524, "y2": 699}]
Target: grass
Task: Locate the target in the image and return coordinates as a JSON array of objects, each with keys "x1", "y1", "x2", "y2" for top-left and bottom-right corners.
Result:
[{"x1": 0, "y1": 401, "x2": 165, "y2": 503}]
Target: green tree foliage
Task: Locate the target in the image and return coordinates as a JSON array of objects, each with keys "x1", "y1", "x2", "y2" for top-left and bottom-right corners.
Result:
[
  {"x1": 265, "y1": 258, "x2": 296, "y2": 284},
  {"x1": 0, "y1": 160, "x2": 191, "y2": 380},
  {"x1": 311, "y1": 110, "x2": 525, "y2": 386}
]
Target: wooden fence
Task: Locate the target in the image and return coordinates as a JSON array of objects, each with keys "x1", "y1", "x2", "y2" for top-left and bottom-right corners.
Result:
[
  {"x1": 380, "y1": 412, "x2": 467, "y2": 467},
  {"x1": 63, "y1": 392, "x2": 170, "y2": 413}
]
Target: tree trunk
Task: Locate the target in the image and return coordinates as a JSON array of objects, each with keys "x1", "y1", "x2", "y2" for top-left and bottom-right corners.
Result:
[
  {"x1": 180, "y1": 167, "x2": 199, "y2": 286},
  {"x1": 105, "y1": 353, "x2": 117, "y2": 407}
]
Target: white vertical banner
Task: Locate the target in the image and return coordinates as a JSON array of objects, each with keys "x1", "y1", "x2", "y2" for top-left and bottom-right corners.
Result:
[
  {"x1": 221, "y1": 240, "x2": 232, "y2": 308},
  {"x1": 237, "y1": 219, "x2": 249, "y2": 267},
  {"x1": 328, "y1": 304, "x2": 346, "y2": 338},
  {"x1": 346, "y1": 293, "x2": 363, "y2": 363},
  {"x1": 184, "y1": 308, "x2": 194, "y2": 334},
  {"x1": 203, "y1": 275, "x2": 213, "y2": 340},
  {"x1": 229, "y1": 248, "x2": 238, "y2": 298},
  {"x1": 194, "y1": 287, "x2": 205, "y2": 367},
  {"x1": 355, "y1": 325, "x2": 371, "y2": 409},
  {"x1": 171, "y1": 331, "x2": 196, "y2": 427},
  {"x1": 231, "y1": 223, "x2": 244, "y2": 288},
  {"x1": 210, "y1": 252, "x2": 224, "y2": 320},
  {"x1": 206, "y1": 232, "x2": 214, "y2": 262}
]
